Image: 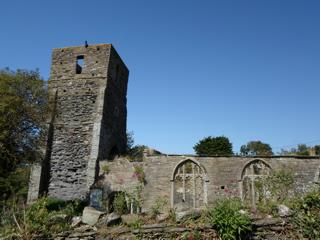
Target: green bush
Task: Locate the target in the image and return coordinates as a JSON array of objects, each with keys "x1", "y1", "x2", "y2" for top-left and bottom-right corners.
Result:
[
  {"x1": 101, "y1": 164, "x2": 110, "y2": 174},
  {"x1": 128, "y1": 218, "x2": 143, "y2": 230},
  {"x1": 133, "y1": 165, "x2": 145, "y2": 184},
  {"x1": 208, "y1": 198, "x2": 251, "y2": 240},
  {"x1": 150, "y1": 198, "x2": 168, "y2": 219},
  {"x1": 0, "y1": 167, "x2": 30, "y2": 209},
  {"x1": 113, "y1": 192, "x2": 128, "y2": 215},
  {"x1": 255, "y1": 170, "x2": 294, "y2": 215},
  {"x1": 292, "y1": 190, "x2": 320, "y2": 239},
  {"x1": 128, "y1": 145, "x2": 146, "y2": 162}
]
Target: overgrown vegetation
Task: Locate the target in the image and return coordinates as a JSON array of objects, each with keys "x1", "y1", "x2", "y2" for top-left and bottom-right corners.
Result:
[
  {"x1": 256, "y1": 170, "x2": 294, "y2": 214},
  {"x1": 0, "y1": 167, "x2": 30, "y2": 209},
  {"x1": 126, "y1": 185, "x2": 143, "y2": 214},
  {"x1": 292, "y1": 190, "x2": 320, "y2": 239},
  {"x1": 181, "y1": 230, "x2": 201, "y2": 240},
  {"x1": 0, "y1": 197, "x2": 85, "y2": 239},
  {"x1": 0, "y1": 69, "x2": 48, "y2": 206},
  {"x1": 208, "y1": 198, "x2": 251, "y2": 240},
  {"x1": 126, "y1": 132, "x2": 147, "y2": 161},
  {"x1": 150, "y1": 197, "x2": 168, "y2": 219},
  {"x1": 101, "y1": 164, "x2": 110, "y2": 174},
  {"x1": 113, "y1": 192, "x2": 128, "y2": 215},
  {"x1": 128, "y1": 145, "x2": 146, "y2": 162},
  {"x1": 133, "y1": 165, "x2": 145, "y2": 184}
]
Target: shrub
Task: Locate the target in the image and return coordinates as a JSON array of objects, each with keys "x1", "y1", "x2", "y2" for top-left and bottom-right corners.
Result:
[
  {"x1": 126, "y1": 185, "x2": 143, "y2": 214},
  {"x1": 128, "y1": 145, "x2": 146, "y2": 162},
  {"x1": 113, "y1": 192, "x2": 128, "y2": 215},
  {"x1": 255, "y1": 170, "x2": 294, "y2": 215},
  {"x1": 128, "y1": 218, "x2": 143, "y2": 230},
  {"x1": 150, "y1": 198, "x2": 168, "y2": 219},
  {"x1": 133, "y1": 165, "x2": 145, "y2": 184},
  {"x1": 168, "y1": 208, "x2": 177, "y2": 223},
  {"x1": 292, "y1": 190, "x2": 320, "y2": 239},
  {"x1": 101, "y1": 164, "x2": 110, "y2": 174},
  {"x1": 0, "y1": 197, "x2": 85, "y2": 239},
  {"x1": 208, "y1": 198, "x2": 251, "y2": 240}
]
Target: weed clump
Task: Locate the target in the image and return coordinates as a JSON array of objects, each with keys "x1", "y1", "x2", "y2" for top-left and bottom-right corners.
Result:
[{"x1": 208, "y1": 198, "x2": 251, "y2": 240}]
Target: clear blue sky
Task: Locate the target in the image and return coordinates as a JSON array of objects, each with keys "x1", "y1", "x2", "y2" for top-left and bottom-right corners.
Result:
[{"x1": 1, "y1": 0, "x2": 319, "y2": 154}]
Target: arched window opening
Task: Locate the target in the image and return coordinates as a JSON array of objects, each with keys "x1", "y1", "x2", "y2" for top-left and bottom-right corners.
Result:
[
  {"x1": 172, "y1": 160, "x2": 207, "y2": 211},
  {"x1": 241, "y1": 160, "x2": 271, "y2": 209}
]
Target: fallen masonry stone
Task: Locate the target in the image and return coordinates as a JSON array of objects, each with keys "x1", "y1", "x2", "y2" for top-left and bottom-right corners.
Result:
[
  {"x1": 277, "y1": 204, "x2": 292, "y2": 217},
  {"x1": 253, "y1": 218, "x2": 283, "y2": 227},
  {"x1": 68, "y1": 232, "x2": 83, "y2": 238},
  {"x1": 176, "y1": 209, "x2": 202, "y2": 222},
  {"x1": 106, "y1": 212, "x2": 122, "y2": 226},
  {"x1": 74, "y1": 225, "x2": 97, "y2": 232},
  {"x1": 156, "y1": 213, "x2": 169, "y2": 223},
  {"x1": 121, "y1": 214, "x2": 139, "y2": 226},
  {"x1": 82, "y1": 207, "x2": 105, "y2": 226},
  {"x1": 49, "y1": 213, "x2": 68, "y2": 223},
  {"x1": 71, "y1": 216, "x2": 82, "y2": 228},
  {"x1": 81, "y1": 231, "x2": 96, "y2": 237},
  {"x1": 141, "y1": 223, "x2": 167, "y2": 229}
]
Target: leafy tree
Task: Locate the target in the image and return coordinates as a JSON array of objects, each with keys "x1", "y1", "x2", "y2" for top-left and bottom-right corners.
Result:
[
  {"x1": 240, "y1": 141, "x2": 273, "y2": 156},
  {"x1": 193, "y1": 136, "x2": 233, "y2": 156},
  {"x1": 296, "y1": 144, "x2": 310, "y2": 156},
  {"x1": 280, "y1": 144, "x2": 311, "y2": 156},
  {"x1": 126, "y1": 131, "x2": 134, "y2": 153},
  {"x1": 0, "y1": 69, "x2": 47, "y2": 203}
]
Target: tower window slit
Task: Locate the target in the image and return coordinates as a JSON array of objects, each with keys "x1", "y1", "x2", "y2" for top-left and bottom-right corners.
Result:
[{"x1": 76, "y1": 55, "x2": 84, "y2": 74}]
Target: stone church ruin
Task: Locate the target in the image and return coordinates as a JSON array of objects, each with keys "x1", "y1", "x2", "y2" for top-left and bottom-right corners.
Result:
[{"x1": 28, "y1": 43, "x2": 320, "y2": 213}]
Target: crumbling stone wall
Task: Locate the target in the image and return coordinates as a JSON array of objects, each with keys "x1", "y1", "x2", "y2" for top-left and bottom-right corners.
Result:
[
  {"x1": 28, "y1": 44, "x2": 129, "y2": 202},
  {"x1": 101, "y1": 155, "x2": 320, "y2": 211}
]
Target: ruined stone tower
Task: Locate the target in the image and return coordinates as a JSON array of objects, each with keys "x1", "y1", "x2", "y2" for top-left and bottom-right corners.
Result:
[{"x1": 29, "y1": 44, "x2": 129, "y2": 201}]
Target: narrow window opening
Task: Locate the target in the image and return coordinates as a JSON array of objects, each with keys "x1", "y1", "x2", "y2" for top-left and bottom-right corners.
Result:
[
  {"x1": 76, "y1": 55, "x2": 84, "y2": 74},
  {"x1": 221, "y1": 186, "x2": 225, "y2": 190}
]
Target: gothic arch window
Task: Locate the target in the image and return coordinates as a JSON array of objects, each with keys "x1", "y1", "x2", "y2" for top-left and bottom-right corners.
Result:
[
  {"x1": 171, "y1": 159, "x2": 207, "y2": 210},
  {"x1": 240, "y1": 160, "x2": 271, "y2": 208}
]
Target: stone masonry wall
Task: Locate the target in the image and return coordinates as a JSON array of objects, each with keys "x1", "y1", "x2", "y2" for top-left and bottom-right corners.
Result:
[
  {"x1": 101, "y1": 155, "x2": 320, "y2": 211},
  {"x1": 35, "y1": 44, "x2": 128, "y2": 201}
]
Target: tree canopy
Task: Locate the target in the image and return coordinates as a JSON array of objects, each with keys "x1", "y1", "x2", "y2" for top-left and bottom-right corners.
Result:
[
  {"x1": 280, "y1": 144, "x2": 320, "y2": 156},
  {"x1": 0, "y1": 69, "x2": 48, "y2": 177},
  {"x1": 240, "y1": 141, "x2": 273, "y2": 156},
  {"x1": 193, "y1": 136, "x2": 233, "y2": 156}
]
